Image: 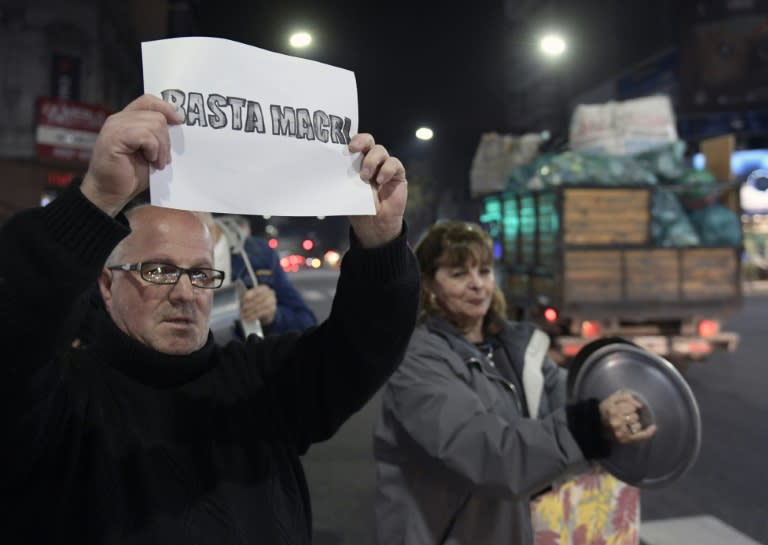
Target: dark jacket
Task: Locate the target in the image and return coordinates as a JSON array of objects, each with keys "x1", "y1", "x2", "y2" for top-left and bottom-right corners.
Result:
[
  {"x1": 0, "y1": 187, "x2": 419, "y2": 545},
  {"x1": 229, "y1": 235, "x2": 317, "y2": 335}
]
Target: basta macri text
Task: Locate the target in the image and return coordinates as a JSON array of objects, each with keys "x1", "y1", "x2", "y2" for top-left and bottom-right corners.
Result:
[{"x1": 162, "y1": 89, "x2": 352, "y2": 145}]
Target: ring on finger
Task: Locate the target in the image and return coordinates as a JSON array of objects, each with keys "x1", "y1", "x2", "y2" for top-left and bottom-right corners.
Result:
[
  {"x1": 628, "y1": 420, "x2": 641, "y2": 434},
  {"x1": 624, "y1": 415, "x2": 637, "y2": 434}
]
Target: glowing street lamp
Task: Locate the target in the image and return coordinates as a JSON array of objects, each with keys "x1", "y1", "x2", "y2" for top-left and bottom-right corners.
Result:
[
  {"x1": 539, "y1": 33, "x2": 566, "y2": 58},
  {"x1": 289, "y1": 31, "x2": 312, "y2": 49},
  {"x1": 415, "y1": 127, "x2": 434, "y2": 141}
]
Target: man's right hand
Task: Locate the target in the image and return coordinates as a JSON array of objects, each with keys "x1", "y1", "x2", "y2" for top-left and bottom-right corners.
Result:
[
  {"x1": 80, "y1": 94, "x2": 182, "y2": 217},
  {"x1": 240, "y1": 285, "x2": 278, "y2": 325}
]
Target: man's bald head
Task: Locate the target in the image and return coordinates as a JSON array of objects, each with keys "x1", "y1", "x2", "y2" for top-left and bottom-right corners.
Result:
[
  {"x1": 99, "y1": 206, "x2": 216, "y2": 355},
  {"x1": 106, "y1": 206, "x2": 214, "y2": 267}
]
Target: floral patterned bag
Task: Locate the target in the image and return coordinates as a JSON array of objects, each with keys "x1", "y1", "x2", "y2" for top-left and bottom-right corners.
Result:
[{"x1": 530, "y1": 466, "x2": 639, "y2": 545}]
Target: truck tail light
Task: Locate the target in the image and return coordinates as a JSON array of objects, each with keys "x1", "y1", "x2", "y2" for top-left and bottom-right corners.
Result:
[
  {"x1": 697, "y1": 319, "x2": 720, "y2": 338},
  {"x1": 543, "y1": 307, "x2": 558, "y2": 323},
  {"x1": 581, "y1": 320, "x2": 602, "y2": 339},
  {"x1": 563, "y1": 343, "x2": 583, "y2": 357}
]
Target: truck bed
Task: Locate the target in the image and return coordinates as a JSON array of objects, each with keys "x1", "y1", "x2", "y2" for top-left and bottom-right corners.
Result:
[
  {"x1": 496, "y1": 185, "x2": 741, "y2": 311},
  {"x1": 485, "y1": 184, "x2": 742, "y2": 360}
]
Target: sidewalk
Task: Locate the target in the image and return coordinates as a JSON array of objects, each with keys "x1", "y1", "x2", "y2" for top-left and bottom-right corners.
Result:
[{"x1": 641, "y1": 515, "x2": 765, "y2": 545}]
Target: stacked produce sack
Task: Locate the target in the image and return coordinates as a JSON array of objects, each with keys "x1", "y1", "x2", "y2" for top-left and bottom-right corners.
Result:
[{"x1": 499, "y1": 95, "x2": 741, "y2": 248}]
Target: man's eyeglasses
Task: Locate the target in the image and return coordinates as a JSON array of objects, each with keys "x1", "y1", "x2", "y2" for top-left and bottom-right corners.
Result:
[{"x1": 107, "y1": 262, "x2": 225, "y2": 289}]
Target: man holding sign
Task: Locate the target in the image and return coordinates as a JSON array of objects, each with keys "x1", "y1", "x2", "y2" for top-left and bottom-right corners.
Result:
[{"x1": 0, "y1": 94, "x2": 418, "y2": 544}]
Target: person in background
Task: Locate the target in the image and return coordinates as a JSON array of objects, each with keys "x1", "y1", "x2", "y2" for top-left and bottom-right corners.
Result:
[
  {"x1": 373, "y1": 220, "x2": 656, "y2": 545},
  {"x1": 0, "y1": 93, "x2": 418, "y2": 545},
  {"x1": 197, "y1": 211, "x2": 317, "y2": 336}
]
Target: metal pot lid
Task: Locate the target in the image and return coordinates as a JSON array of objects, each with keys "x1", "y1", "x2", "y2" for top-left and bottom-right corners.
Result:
[{"x1": 568, "y1": 338, "x2": 702, "y2": 488}]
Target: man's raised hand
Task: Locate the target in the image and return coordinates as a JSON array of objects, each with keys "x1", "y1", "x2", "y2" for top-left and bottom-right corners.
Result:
[
  {"x1": 80, "y1": 94, "x2": 182, "y2": 217},
  {"x1": 348, "y1": 133, "x2": 408, "y2": 248}
]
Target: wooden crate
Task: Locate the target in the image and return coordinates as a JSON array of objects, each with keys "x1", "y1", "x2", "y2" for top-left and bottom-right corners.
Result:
[
  {"x1": 625, "y1": 249, "x2": 679, "y2": 301},
  {"x1": 682, "y1": 248, "x2": 739, "y2": 300},
  {"x1": 560, "y1": 247, "x2": 740, "y2": 306},
  {"x1": 563, "y1": 250, "x2": 622, "y2": 302},
  {"x1": 562, "y1": 187, "x2": 650, "y2": 245}
]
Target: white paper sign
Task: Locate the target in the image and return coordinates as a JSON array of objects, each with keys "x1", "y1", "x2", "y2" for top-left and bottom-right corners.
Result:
[{"x1": 141, "y1": 37, "x2": 375, "y2": 216}]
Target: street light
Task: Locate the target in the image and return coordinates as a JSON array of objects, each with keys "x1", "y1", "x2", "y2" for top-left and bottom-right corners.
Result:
[
  {"x1": 289, "y1": 31, "x2": 312, "y2": 49},
  {"x1": 415, "y1": 127, "x2": 434, "y2": 141},
  {"x1": 539, "y1": 33, "x2": 566, "y2": 58}
]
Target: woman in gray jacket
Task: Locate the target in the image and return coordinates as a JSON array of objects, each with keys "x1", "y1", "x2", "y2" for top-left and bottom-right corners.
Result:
[{"x1": 373, "y1": 221, "x2": 656, "y2": 545}]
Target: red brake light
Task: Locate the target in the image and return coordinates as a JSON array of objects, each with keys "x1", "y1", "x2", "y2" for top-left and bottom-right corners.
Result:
[
  {"x1": 581, "y1": 320, "x2": 602, "y2": 339},
  {"x1": 563, "y1": 344, "x2": 583, "y2": 357},
  {"x1": 543, "y1": 307, "x2": 558, "y2": 323},
  {"x1": 697, "y1": 319, "x2": 719, "y2": 338}
]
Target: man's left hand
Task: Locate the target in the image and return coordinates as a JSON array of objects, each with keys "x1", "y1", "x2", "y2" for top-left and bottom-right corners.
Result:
[{"x1": 347, "y1": 133, "x2": 407, "y2": 248}]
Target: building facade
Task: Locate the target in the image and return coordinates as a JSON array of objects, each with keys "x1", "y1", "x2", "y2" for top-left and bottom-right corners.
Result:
[{"x1": 0, "y1": 0, "x2": 168, "y2": 220}]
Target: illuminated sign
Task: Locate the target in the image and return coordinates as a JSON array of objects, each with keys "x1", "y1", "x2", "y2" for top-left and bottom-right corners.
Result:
[{"x1": 36, "y1": 97, "x2": 110, "y2": 163}]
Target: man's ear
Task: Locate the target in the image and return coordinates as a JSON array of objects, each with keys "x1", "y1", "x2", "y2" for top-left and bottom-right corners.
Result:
[{"x1": 98, "y1": 268, "x2": 113, "y2": 310}]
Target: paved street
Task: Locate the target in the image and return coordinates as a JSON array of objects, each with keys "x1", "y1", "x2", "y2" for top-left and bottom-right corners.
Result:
[
  {"x1": 638, "y1": 293, "x2": 768, "y2": 545},
  {"x1": 290, "y1": 270, "x2": 768, "y2": 545}
]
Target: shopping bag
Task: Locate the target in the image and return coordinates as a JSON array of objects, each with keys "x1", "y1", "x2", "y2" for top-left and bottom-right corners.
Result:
[{"x1": 530, "y1": 466, "x2": 639, "y2": 545}]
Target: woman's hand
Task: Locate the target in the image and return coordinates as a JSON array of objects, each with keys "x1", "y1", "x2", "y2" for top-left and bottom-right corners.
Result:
[{"x1": 599, "y1": 390, "x2": 658, "y2": 444}]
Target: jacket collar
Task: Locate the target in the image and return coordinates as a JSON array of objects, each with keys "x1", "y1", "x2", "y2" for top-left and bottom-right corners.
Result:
[
  {"x1": 423, "y1": 316, "x2": 483, "y2": 360},
  {"x1": 423, "y1": 316, "x2": 537, "y2": 370}
]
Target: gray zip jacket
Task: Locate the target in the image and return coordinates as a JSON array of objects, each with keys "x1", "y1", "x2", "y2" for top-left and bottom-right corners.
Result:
[{"x1": 373, "y1": 317, "x2": 594, "y2": 545}]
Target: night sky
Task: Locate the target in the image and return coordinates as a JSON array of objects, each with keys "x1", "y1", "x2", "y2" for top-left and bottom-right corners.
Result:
[
  {"x1": 187, "y1": 0, "x2": 684, "y2": 243},
  {"x1": 195, "y1": 0, "x2": 508, "y2": 205}
]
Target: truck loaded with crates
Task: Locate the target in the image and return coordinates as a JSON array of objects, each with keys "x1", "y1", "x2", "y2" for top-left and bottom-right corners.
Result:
[
  {"x1": 472, "y1": 105, "x2": 742, "y2": 370},
  {"x1": 480, "y1": 182, "x2": 740, "y2": 368}
]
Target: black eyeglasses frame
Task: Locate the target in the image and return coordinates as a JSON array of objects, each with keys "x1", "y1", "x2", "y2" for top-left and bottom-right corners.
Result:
[{"x1": 107, "y1": 262, "x2": 225, "y2": 289}]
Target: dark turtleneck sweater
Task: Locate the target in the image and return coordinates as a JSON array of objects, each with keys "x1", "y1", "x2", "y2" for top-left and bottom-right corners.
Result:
[{"x1": 0, "y1": 186, "x2": 420, "y2": 545}]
